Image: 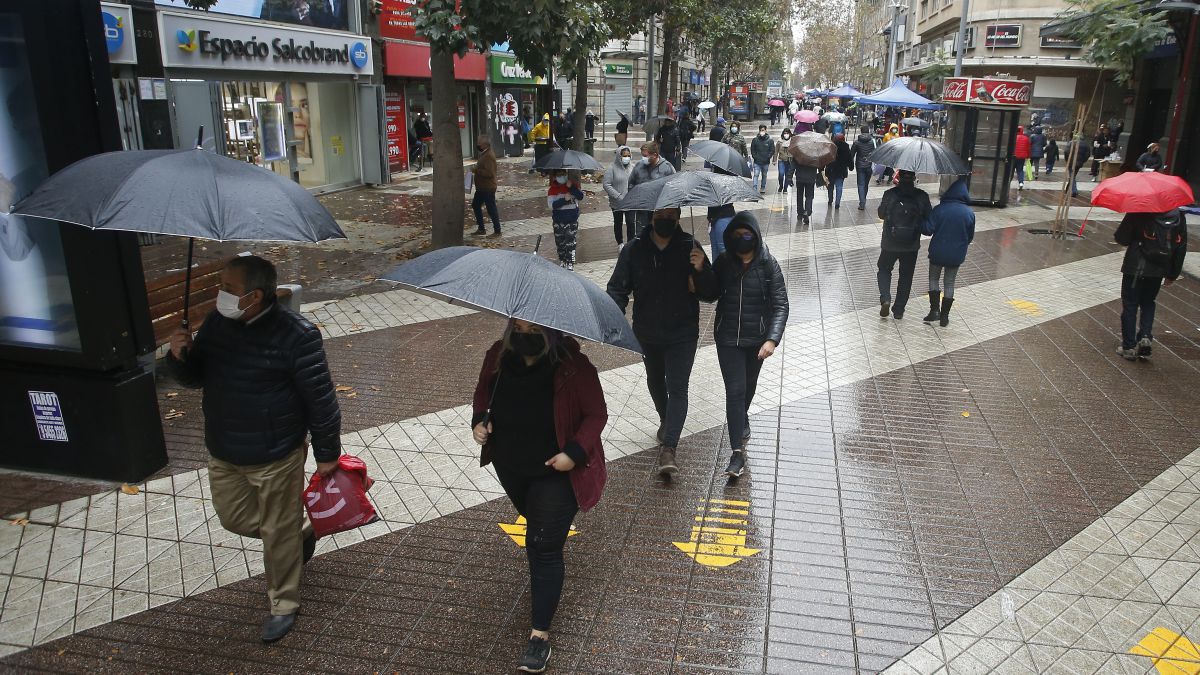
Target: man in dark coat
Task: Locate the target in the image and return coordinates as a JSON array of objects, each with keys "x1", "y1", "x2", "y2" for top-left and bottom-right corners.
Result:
[
  {"x1": 655, "y1": 118, "x2": 682, "y2": 170},
  {"x1": 709, "y1": 117, "x2": 728, "y2": 142},
  {"x1": 876, "y1": 170, "x2": 933, "y2": 319},
  {"x1": 849, "y1": 126, "x2": 879, "y2": 210},
  {"x1": 607, "y1": 207, "x2": 717, "y2": 477},
  {"x1": 1113, "y1": 209, "x2": 1188, "y2": 360},
  {"x1": 167, "y1": 255, "x2": 341, "y2": 643}
]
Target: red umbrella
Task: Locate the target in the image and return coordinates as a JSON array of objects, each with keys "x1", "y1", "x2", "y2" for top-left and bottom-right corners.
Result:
[{"x1": 1091, "y1": 171, "x2": 1195, "y2": 213}]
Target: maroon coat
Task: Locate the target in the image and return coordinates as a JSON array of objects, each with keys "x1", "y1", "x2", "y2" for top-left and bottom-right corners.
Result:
[{"x1": 472, "y1": 337, "x2": 608, "y2": 511}]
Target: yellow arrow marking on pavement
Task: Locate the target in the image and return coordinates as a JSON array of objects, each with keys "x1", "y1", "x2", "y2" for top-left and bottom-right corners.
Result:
[
  {"x1": 1006, "y1": 299, "x2": 1044, "y2": 316},
  {"x1": 498, "y1": 516, "x2": 579, "y2": 548},
  {"x1": 673, "y1": 498, "x2": 760, "y2": 568},
  {"x1": 1131, "y1": 627, "x2": 1200, "y2": 674}
]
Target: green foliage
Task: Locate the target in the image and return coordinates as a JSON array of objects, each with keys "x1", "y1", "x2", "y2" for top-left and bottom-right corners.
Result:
[
  {"x1": 182, "y1": 0, "x2": 220, "y2": 8},
  {"x1": 922, "y1": 50, "x2": 954, "y2": 96},
  {"x1": 1057, "y1": 0, "x2": 1171, "y2": 84}
]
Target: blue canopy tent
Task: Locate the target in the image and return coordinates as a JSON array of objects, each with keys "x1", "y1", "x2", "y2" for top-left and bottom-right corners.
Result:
[
  {"x1": 857, "y1": 78, "x2": 942, "y2": 110},
  {"x1": 828, "y1": 83, "x2": 865, "y2": 99}
]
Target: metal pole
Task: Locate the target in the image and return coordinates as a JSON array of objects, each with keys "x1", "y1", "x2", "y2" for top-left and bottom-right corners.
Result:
[
  {"x1": 886, "y1": 3, "x2": 900, "y2": 84},
  {"x1": 954, "y1": 0, "x2": 970, "y2": 76},
  {"x1": 647, "y1": 18, "x2": 656, "y2": 122}
]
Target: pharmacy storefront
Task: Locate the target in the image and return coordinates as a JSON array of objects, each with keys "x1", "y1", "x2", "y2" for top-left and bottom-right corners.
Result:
[{"x1": 157, "y1": 9, "x2": 383, "y2": 191}]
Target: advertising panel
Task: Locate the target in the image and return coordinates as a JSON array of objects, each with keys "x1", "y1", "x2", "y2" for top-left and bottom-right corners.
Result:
[
  {"x1": 491, "y1": 54, "x2": 545, "y2": 85},
  {"x1": 728, "y1": 85, "x2": 749, "y2": 114},
  {"x1": 984, "y1": 24, "x2": 1022, "y2": 48},
  {"x1": 384, "y1": 42, "x2": 486, "y2": 80},
  {"x1": 942, "y1": 77, "x2": 1031, "y2": 107},
  {"x1": 155, "y1": 0, "x2": 349, "y2": 32},
  {"x1": 385, "y1": 92, "x2": 407, "y2": 172},
  {"x1": 380, "y1": 0, "x2": 421, "y2": 41},
  {"x1": 101, "y1": 3, "x2": 137, "y2": 64}
]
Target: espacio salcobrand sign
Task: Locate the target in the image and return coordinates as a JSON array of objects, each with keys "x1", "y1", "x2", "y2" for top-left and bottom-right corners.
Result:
[{"x1": 158, "y1": 11, "x2": 373, "y2": 76}]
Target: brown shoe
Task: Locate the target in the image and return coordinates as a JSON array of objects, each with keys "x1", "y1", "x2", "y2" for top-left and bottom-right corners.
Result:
[{"x1": 657, "y1": 447, "x2": 678, "y2": 477}]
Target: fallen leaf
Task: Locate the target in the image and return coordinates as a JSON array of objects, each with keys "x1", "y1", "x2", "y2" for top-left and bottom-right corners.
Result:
[
  {"x1": 165, "y1": 392, "x2": 178, "y2": 398},
  {"x1": 56, "y1": 649, "x2": 64, "y2": 656},
  {"x1": 9, "y1": 518, "x2": 29, "y2": 526},
  {"x1": 961, "y1": 411, "x2": 971, "y2": 418},
  {"x1": 335, "y1": 385, "x2": 354, "y2": 392},
  {"x1": 120, "y1": 484, "x2": 140, "y2": 495},
  {"x1": 346, "y1": 392, "x2": 358, "y2": 398},
  {"x1": 164, "y1": 410, "x2": 185, "y2": 420},
  {"x1": 369, "y1": 385, "x2": 381, "y2": 391}
]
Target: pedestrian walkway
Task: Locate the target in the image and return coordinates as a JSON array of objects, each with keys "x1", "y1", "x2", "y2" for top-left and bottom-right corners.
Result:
[{"x1": 1, "y1": 148, "x2": 1199, "y2": 673}]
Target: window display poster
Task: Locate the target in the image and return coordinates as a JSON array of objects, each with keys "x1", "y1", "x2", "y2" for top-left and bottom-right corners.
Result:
[
  {"x1": 272, "y1": 83, "x2": 312, "y2": 162},
  {"x1": 154, "y1": 0, "x2": 349, "y2": 32},
  {"x1": 385, "y1": 92, "x2": 407, "y2": 172},
  {"x1": 0, "y1": 17, "x2": 81, "y2": 351},
  {"x1": 28, "y1": 390, "x2": 68, "y2": 442},
  {"x1": 258, "y1": 101, "x2": 287, "y2": 161}
]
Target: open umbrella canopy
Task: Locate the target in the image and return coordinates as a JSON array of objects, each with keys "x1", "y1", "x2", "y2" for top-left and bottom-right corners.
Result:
[
  {"x1": 10, "y1": 148, "x2": 345, "y2": 242},
  {"x1": 828, "y1": 83, "x2": 865, "y2": 98},
  {"x1": 768, "y1": 98, "x2": 787, "y2": 107},
  {"x1": 788, "y1": 132, "x2": 837, "y2": 168},
  {"x1": 857, "y1": 78, "x2": 942, "y2": 110},
  {"x1": 615, "y1": 171, "x2": 761, "y2": 211},
  {"x1": 697, "y1": 101, "x2": 716, "y2": 110},
  {"x1": 902, "y1": 117, "x2": 931, "y2": 128},
  {"x1": 822, "y1": 112, "x2": 848, "y2": 123},
  {"x1": 1091, "y1": 171, "x2": 1196, "y2": 213},
  {"x1": 688, "y1": 140, "x2": 752, "y2": 177},
  {"x1": 531, "y1": 149, "x2": 605, "y2": 173},
  {"x1": 867, "y1": 137, "x2": 969, "y2": 175},
  {"x1": 796, "y1": 110, "x2": 819, "y2": 123},
  {"x1": 380, "y1": 246, "x2": 641, "y2": 354}
]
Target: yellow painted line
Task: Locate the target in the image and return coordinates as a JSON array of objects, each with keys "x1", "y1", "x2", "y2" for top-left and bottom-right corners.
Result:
[
  {"x1": 1006, "y1": 299, "x2": 1044, "y2": 316},
  {"x1": 706, "y1": 498, "x2": 750, "y2": 507},
  {"x1": 498, "y1": 515, "x2": 579, "y2": 548},
  {"x1": 1131, "y1": 627, "x2": 1200, "y2": 674},
  {"x1": 694, "y1": 515, "x2": 750, "y2": 525},
  {"x1": 701, "y1": 506, "x2": 749, "y2": 516}
]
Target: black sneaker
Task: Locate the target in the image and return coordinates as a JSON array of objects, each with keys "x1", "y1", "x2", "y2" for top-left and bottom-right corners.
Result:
[
  {"x1": 517, "y1": 636, "x2": 552, "y2": 673},
  {"x1": 471, "y1": 229, "x2": 486, "y2": 236},
  {"x1": 724, "y1": 450, "x2": 746, "y2": 478},
  {"x1": 880, "y1": 302, "x2": 891, "y2": 318},
  {"x1": 1137, "y1": 337, "x2": 1152, "y2": 359}
]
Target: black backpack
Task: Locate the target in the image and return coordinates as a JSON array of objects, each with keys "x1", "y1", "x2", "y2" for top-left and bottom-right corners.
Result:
[
  {"x1": 1139, "y1": 211, "x2": 1182, "y2": 268},
  {"x1": 887, "y1": 197, "x2": 923, "y2": 242}
]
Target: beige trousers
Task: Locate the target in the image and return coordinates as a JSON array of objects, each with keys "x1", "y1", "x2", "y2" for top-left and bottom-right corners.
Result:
[{"x1": 208, "y1": 446, "x2": 309, "y2": 616}]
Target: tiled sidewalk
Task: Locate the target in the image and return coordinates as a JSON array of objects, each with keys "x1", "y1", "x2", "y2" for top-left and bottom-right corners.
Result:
[{"x1": 1, "y1": 177, "x2": 1198, "y2": 673}]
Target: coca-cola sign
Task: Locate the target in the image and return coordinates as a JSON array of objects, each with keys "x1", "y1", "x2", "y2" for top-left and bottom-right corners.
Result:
[{"x1": 942, "y1": 77, "x2": 1031, "y2": 107}]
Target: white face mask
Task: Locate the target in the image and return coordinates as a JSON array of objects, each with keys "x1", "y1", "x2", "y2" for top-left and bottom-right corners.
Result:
[
  {"x1": 216, "y1": 290, "x2": 252, "y2": 320},
  {"x1": 759, "y1": 132, "x2": 767, "y2": 137},
  {"x1": 621, "y1": 156, "x2": 631, "y2": 165},
  {"x1": 555, "y1": 175, "x2": 568, "y2": 185}
]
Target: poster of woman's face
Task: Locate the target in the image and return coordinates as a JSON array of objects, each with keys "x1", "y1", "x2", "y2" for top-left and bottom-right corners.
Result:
[{"x1": 273, "y1": 83, "x2": 312, "y2": 163}]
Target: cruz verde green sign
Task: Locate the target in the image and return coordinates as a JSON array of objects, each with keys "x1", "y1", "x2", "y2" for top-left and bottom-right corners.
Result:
[
  {"x1": 604, "y1": 63, "x2": 633, "y2": 77},
  {"x1": 490, "y1": 54, "x2": 545, "y2": 85}
]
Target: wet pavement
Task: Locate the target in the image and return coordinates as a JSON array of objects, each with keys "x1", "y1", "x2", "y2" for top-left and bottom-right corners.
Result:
[{"x1": 2, "y1": 125, "x2": 1200, "y2": 673}]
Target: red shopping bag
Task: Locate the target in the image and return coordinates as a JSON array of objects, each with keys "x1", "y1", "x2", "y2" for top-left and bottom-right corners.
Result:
[{"x1": 303, "y1": 455, "x2": 379, "y2": 538}]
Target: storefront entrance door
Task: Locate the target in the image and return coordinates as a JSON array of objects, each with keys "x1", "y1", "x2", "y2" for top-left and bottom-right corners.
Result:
[{"x1": 168, "y1": 81, "x2": 224, "y2": 153}]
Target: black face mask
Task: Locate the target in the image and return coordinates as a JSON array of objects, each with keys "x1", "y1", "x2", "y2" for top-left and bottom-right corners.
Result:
[
  {"x1": 652, "y1": 220, "x2": 677, "y2": 238},
  {"x1": 730, "y1": 235, "x2": 756, "y2": 254},
  {"x1": 510, "y1": 332, "x2": 546, "y2": 357}
]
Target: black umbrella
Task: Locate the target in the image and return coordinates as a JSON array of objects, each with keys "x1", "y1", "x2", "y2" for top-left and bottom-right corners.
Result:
[
  {"x1": 901, "y1": 117, "x2": 931, "y2": 128},
  {"x1": 11, "y1": 129, "x2": 345, "y2": 327},
  {"x1": 531, "y1": 149, "x2": 605, "y2": 173},
  {"x1": 380, "y1": 242, "x2": 641, "y2": 354},
  {"x1": 615, "y1": 171, "x2": 760, "y2": 212},
  {"x1": 688, "y1": 140, "x2": 752, "y2": 177},
  {"x1": 867, "y1": 136, "x2": 969, "y2": 175}
]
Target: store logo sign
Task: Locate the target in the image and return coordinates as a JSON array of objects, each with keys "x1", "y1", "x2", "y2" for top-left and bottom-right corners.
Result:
[
  {"x1": 500, "y1": 61, "x2": 532, "y2": 80},
  {"x1": 350, "y1": 41, "x2": 369, "y2": 69},
  {"x1": 176, "y1": 29, "x2": 197, "y2": 52},
  {"x1": 102, "y1": 11, "x2": 124, "y2": 54}
]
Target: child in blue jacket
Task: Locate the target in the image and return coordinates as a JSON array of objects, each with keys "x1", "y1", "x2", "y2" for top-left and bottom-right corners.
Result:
[{"x1": 548, "y1": 170, "x2": 585, "y2": 270}]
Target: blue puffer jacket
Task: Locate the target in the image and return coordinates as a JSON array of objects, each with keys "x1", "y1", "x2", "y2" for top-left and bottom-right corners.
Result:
[{"x1": 925, "y1": 179, "x2": 976, "y2": 267}]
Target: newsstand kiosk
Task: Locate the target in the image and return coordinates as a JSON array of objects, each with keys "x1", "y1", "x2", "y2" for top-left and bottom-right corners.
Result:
[
  {"x1": 940, "y1": 76, "x2": 1032, "y2": 207},
  {"x1": 0, "y1": 1, "x2": 167, "y2": 481}
]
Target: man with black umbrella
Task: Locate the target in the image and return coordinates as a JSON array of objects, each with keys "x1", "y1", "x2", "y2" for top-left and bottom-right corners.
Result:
[
  {"x1": 876, "y1": 169, "x2": 933, "y2": 320},
  {"x1": 167, "y1": 255, "x2": 342, "y2": 644},
  {"x1": 607, "y1": 208, "x2": 717, "y2": 478},
  {"x1": 628, "y1": 141, "x2": 677, "y2": 232}
]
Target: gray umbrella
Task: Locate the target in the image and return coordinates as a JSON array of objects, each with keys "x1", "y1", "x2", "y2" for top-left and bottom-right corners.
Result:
[
  {"x1": 788, "y1": 132, "x2": 837, "y2": 168},
  {"x1": 901, "y1": 117, "x2": 931, "y2": 128},
  {"x1": 867, "y1": 136, "x2": 969, "y2": 175},
  {"x1": 688, "y1": 140, "x2": 752, "y2": 177},
  {"x1": 10, "y1": 144, "x2": 345, "y2": 328},
  {"x1": 380, "y1": 245, "x2": 641, "y2": 354},
  {"x1": 615, "y1": 171, "x2": 760, "y2": 212},
  {"x1": 532, "y1": 149, "x2": 605, "y2": 173}
]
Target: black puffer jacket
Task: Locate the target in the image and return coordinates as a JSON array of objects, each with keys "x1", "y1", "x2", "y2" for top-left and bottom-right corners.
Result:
[
  {"x1": 166, "y1": 302, "x2": 342, "y2": 466},
  {"x1": 1115, "y1": 210, "x2": 1188, "y2": 279},
  {"x1": 700, "y1": 212, "x2": 789, "y2": 348},
  {"x1": 607, "y1": 226, "x2": 717, "y2": 345}
]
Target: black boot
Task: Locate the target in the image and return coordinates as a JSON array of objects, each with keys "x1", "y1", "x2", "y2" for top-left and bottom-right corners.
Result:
[
  {"x1": 939, "y1": 297, "x2": 954, "y2": 327},
  {"x1": 923, "y1": 291, "x2": 941, "y2": 323}
]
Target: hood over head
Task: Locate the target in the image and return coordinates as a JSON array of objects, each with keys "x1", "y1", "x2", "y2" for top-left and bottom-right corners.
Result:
[
  {"x1": 723, "y1": 210, "x2": 764, "y2": 257},
  {"x1": 612, "y1": 145, "x2": 632, "y2": 167},
  {"x1": 941, "y1": 177, "x2": 970, "y2": 203}
]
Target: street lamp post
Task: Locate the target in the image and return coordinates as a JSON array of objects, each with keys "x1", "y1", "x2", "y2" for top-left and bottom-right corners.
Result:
[
  {"x1": 954, "y1": 0, "x2": 971, "y2": 76},
  {"x1": 885, "y1": 1, "x2": 906, "y2": 84}
]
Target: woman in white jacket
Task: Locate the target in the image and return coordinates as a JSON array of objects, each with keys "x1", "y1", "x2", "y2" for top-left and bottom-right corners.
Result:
[{"x1": 602, "y1": 146, "x2": 636, "y2": 246}]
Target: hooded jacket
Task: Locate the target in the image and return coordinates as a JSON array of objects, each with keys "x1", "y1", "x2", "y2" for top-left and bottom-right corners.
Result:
[
  {"x1": 750, "y1": 132, "x2": 775, "y2": 164},
  {"x1": 474, "y1": 145, "x2": 497, "y2": 191},
  {"x1": 877, "y1": 180, "x2": 933, "y2": 252},
  {"x1": 628, "y1": 155, "x2": 677, "y2": 189},
  {"x1": 532, "y1": 114, "x2": 552, "y2": 144},
  {"x1": 1114, "y1": 210, "x2": 1188, "y2": 279},
  {"x1": 1029, "y1": 130, "x2": 1047, "y2": 159},
  {"x1": 850, "y1": 132, "x2": 878, "y2": 171},
  {"x1": 723, "y1": 128, "x2": 748, "y2": 157},
  {"x1": 700, "y1": 212, "x2": 789, "y2": 348},
  {"x1": 775, "y1": 133, "x2": 794, "y2": 162},
  {"x1": 606, "y1": 226, "x2": 717, "y2": 345},
  {"x1": 1014, "y1": 127, "x2": 1031, "y2": 160},
  {"x1": 709, "y1": 122, "x2": 727, "y2": 142},
  {"x1": 548, "y1": 179, "x2": 585, "y2": 224},
  {"x1": 166, "y1": 302, "x2": 342, "y2": 466},
  {"x1": 925, "y1": 179, "x2": 976, "y2": 267},
  {"x1": 602, "y1": 146, "x2": 635, "y2": 210},
  {"x1": 472, "y1": 337, "x2": 608, "y2": 511},
  {"x1": 825, "y1": 138, "x2": 853, "y2": 181}
]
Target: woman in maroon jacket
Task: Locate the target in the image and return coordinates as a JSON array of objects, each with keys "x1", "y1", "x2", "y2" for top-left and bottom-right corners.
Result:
[{"x1": 472, "y1": 319, "x2": 607, "y2": 673}]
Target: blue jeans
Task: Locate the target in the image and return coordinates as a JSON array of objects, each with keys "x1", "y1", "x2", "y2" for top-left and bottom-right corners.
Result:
[
  {"x1": 753, "y1": 163, "x2": 769, "y2": 191},
  {"x1": 709, "y1": 216, "x2": 733, "y2": 260},
  {"x1": 856, "y1": 169, "x2": 871, "y2": 207},
  {"x1": 1120, "y1": 274, "x2": 1162, "y2": 349},
  {"x1": 777, "y1": 160, "x2": 792, "y2": 191},
  {"x1": 826, "y1": 177, "x2": 844, "y2": 206},
  {"x1": 1013, "y1": 161, "x2": 1025, "y2": 185},
  {"x1": 1070, "y1": 168, "x2": 1081, "y2": 196}
]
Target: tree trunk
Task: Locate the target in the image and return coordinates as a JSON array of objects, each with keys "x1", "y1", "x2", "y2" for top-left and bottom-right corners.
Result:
[
  {"x1": 573, "y1": 55, "x2": 588, "y2": 151},
  {"x1": 430, "y1": 48, "x2": 464, "y2": 250},
  {"x1": 709, "y1": 46, "x2": 721, "y2": 115},
  {"x1": 657, "y1": 24, "x2": 677, "y2": 115}
]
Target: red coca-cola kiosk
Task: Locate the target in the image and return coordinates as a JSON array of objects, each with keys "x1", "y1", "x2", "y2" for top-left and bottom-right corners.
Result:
[{"x1": 940, "y1": 76, "x2": 1032, "y2": 207}]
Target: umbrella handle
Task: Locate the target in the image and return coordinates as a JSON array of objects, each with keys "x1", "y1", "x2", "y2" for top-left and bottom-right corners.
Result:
[
  {"x1": 534, "y1": 234, "x2": 543, "y2": 253},
  {"x1": 181, "y1": 237, "x2": 195, "y2": 330},
  {"x1": 195, "y1": 125, "x2": 204, "y2": 150}
]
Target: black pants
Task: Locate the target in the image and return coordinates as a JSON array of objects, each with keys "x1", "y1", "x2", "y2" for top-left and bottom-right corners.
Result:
[
  {"x1": 1120, "y1": 274, "x2": 1163, "y2": 349},
  {"x1": 795, "y1": 181, "x2": 815, "y2": 217},
  {"x1": 472, "y1": 190, "x2": 500, "y2": 232},
  {"x1": 643, "y1": 340, "x2": 698, "y2": 448},
  {"x1": 716, "y1": 345, "x2": 763, "y2": 450},
  {"x1": 494, "y1": 467, "x2": 578, "y2": 632},
  {"x1": 612, "y1": 210, "x2": 636, "y2": 244},
  {"x1": 877, "y1": 249, "x2": 919, "y2": 316}
]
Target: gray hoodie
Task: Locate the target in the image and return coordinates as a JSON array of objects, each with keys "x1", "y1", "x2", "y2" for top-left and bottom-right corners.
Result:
[{"x1": 602, "y1": 146, "x2": 635, "y2": 210}]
